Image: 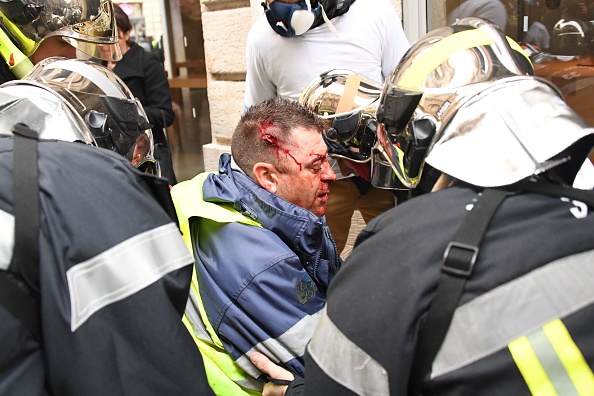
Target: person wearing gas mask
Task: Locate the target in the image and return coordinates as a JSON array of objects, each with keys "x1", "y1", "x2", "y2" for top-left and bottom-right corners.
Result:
[
  {"x1": 244, "y1": 0, "x2": 410, "y2": 256},
  {"x1": 250, "y1": 17, "x2": 594, "y2": 396},
  {"x1": 0, "y1": 0, "x2": 122, "y2": 83},
  {"x1": 0, "y1": 57, "x2": 214, "y2": 395}
]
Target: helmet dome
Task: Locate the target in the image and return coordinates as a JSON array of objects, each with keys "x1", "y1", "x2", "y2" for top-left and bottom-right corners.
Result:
[
  {"x1": 0, "y1": 0, "x2": 121, "y2": 62},
  {"x1": 373, "y1": 17, "x2": 543, "y2": 189}
]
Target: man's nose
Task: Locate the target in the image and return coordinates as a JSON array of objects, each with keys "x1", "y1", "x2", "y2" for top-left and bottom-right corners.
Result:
[{"x1": 321, "y1": 161, "x2": 336, "y2": 182}]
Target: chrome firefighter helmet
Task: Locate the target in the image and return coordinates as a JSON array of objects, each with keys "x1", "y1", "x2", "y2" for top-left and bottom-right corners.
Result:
[
  {"x1": 2, "y1": 56, "x2": 158, "y2": 174},
  {"x1": 373, "y1": 17, "x2": 543, "y2": 189},
  {"x1": 0, "y1": 0, "x2": 121, "y2": 61},
  {"x1": 299, "y1": 69, "x2": 382, "y2": 163}
]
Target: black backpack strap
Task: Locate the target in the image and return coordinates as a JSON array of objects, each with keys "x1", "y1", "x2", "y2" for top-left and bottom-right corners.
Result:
[
  {"x1": 519, "y1": 179, "x2": 594, "y2": 208},
  {"x1": 409, "y1": 188, "x2": 508, "y2": 395},
  {"x1": 0, "y1": 123, "x2": 42, "y2": 342}
]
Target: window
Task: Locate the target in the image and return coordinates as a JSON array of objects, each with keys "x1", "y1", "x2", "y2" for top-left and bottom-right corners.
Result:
[{"x1": 404, "y1": 0, "x2": 594, "y2": 128}]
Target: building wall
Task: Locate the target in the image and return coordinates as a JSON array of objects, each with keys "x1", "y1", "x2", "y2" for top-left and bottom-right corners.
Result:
[{"x1": 201, "y1": 0, "x2": 404, "y2": 171}]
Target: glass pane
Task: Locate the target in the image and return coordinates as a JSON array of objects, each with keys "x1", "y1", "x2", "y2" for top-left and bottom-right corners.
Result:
[{"x1": 426, "y1": 0, "x2": 594, "y2": 128}]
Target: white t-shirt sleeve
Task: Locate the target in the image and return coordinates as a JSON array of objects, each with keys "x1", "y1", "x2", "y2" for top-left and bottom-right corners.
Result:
[
  {"x1": 377, "y1": 0, "x2": 410, "y2": 81},
  {"x1": 244, "y1": 21, "x2": 277, "y2": 111}
]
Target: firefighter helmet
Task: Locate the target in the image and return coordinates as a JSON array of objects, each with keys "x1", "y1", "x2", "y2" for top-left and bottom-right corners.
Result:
[
  {"x1": 372, "y1": 17, "x2": 555, "y2": 189},
  {"x1": 0, "y1": 0, "x2": 121, "y2": 60},
  {"x1": 299, "y1": 69, "x2": 382, "y2": 163},
  {"x1": 1, "y1": 57, "x2": 158, "y2": 174}
]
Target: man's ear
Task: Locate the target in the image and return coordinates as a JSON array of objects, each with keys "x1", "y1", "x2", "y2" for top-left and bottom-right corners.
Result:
[{"x1": 252, "y1": 162, "x2": 280, "y2": 193}]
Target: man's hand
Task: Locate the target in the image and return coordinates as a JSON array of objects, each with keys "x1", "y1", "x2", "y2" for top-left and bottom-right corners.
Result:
[{"x1": 251, "y1": 352, "x2": 295, "y2": 396}]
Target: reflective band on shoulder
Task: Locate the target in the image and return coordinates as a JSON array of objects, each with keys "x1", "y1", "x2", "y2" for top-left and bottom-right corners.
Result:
[
  {"x1": 509, "y1": 319, "x2": 594, "y2": 396},
  {"x1": 433, "y1": 249, "x2": 594, "y2": 379},
  {"x1": 307, "y1": 308, "x2": 390, "y2": 396},
  {"x1": 0, "y1": 209, "x2": 14, "y2": 270},
  {"x1": 237, "y1": 310, "x2": 323, "y2": 379},
  {"x1": 67, "y1": 223, "x2": 193, "y2": 332}
]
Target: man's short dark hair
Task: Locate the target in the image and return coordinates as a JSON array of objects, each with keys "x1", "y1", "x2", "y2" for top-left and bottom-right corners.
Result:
[{"x1": 232, "y1": 97, "x2": 326, "y2": 177}]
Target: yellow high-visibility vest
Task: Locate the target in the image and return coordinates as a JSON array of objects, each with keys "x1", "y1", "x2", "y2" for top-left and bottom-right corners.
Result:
[{"x1": 172, "y1": 173, "x2": 263, "y2": 396}]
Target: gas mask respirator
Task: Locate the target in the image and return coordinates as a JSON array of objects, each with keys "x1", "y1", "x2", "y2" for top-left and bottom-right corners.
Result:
[{"x1": 262, "y1": 0, "x2": 321, "y2": 37}]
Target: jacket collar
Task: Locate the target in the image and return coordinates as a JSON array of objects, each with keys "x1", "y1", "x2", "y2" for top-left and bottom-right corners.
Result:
[{"x1": 203, "y1": 153, "x2": 326, "y2": 258}]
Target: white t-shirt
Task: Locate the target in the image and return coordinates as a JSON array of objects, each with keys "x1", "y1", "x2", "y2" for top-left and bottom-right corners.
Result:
[{"x1": 244, "y1": 0, "x2": 410, "y2": 109}]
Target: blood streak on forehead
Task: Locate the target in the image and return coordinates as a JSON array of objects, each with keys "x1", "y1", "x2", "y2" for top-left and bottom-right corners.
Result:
[{"x1": 257, "y1": 120, "x2": 302, "y2": 171}]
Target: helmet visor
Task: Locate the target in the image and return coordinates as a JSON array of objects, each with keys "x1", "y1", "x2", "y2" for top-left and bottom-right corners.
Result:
[{"x1": 372, "y1": 86, "x2": 425, "y2": 188}]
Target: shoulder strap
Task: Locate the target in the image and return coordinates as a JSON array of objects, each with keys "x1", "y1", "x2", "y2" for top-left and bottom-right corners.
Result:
[
  {"x1": 520, "y1": 179, "x2": 594, "y2": 208},
  {"x1": 409, "y1": 188, "x2": 508, "y2": 395},
  {"x1": 408, "y1": 181, "x2": 594, "y2": 394},
  {"x1": 0, "y1": 123, "x2": 42, "y2": 342}
]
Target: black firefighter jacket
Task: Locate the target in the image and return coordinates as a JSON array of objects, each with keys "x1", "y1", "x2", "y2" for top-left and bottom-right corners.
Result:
[{"x1": 0, "y1": 136, "x2": 213, "y2": 395}]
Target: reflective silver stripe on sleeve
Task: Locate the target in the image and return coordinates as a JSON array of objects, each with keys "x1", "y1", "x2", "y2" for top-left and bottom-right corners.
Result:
[
  {"x1": 307, "y1": 308, "x2": 390, "y2": 396},
  {"x1": 235, "y1": 377, "x2": 264, "y2": 392},
  {"x1": 185, "y1": 293, "x2": 264, "y2": 392},
  {"x1": 236, "y1": 310, "x2": 323, "y2": 379},
  {"x1": 185, "y1": 289, "x2": 211, "y2": 341},
  {"x1": 0, "y1": 209, "x2": 14, "y2": 270},
  {"x1": 67, "y1": 223, "x2": 193, "y2": 332},
  {"x1": 433, "y1": 248, "x2": 594, "y2": 379}
]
